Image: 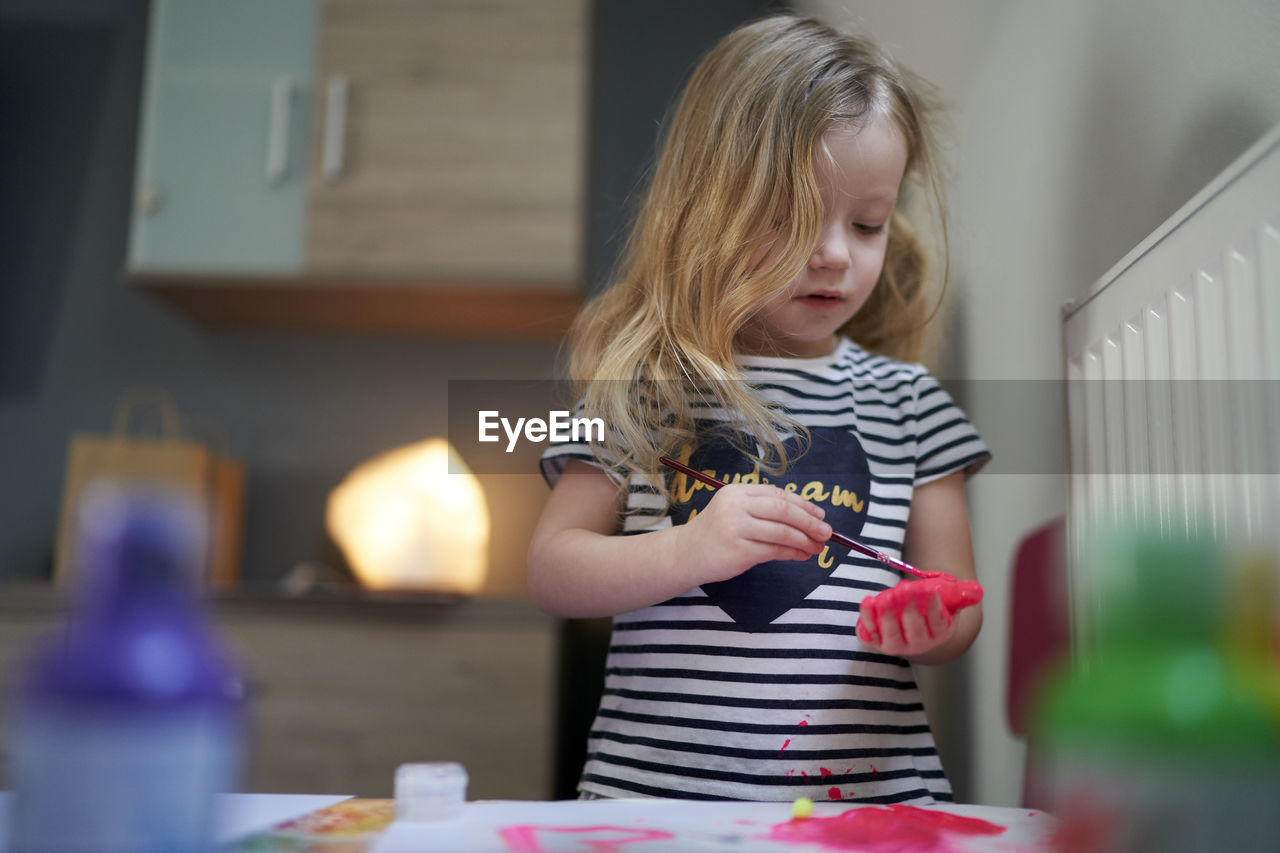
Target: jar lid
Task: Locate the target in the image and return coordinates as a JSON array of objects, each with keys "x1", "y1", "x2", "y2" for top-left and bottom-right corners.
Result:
[{"x1": 395, "y1": 762, "x2": 468, "y2": 822}]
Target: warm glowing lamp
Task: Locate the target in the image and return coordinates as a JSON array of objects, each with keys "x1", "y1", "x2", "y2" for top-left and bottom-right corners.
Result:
[{"x1": 325, "y1": 438, "x2": 489, "y2": 594}]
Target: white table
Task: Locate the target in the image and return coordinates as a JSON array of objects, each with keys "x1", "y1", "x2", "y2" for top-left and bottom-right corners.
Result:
[
  {"x1": 0, "y1": 792, "x2": 351, "y2": 849},
  {"x1": 369, "y1": 798, "x2": 1056, "y2": 852},
  {"x1": 2, "y1": 792, "x2": 1055, "y2": 851}
]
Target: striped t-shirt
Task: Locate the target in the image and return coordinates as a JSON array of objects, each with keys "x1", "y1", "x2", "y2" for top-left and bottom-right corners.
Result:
[{"x1": 539, "y1": 337, "x2": 990, "y2": 803}]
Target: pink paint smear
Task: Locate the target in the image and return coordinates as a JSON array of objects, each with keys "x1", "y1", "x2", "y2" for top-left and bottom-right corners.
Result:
[
  {"x1": 765, "y1": 804, "x2": 1005, "y2": 852},
  {"x1": 498, "y1": 825, "x2": 675, "y2": 852}
]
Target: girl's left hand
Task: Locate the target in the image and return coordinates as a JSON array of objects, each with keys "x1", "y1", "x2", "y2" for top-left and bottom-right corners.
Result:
[{"x1": 856, "y1": 578, "x2": 983, "y2": 657}]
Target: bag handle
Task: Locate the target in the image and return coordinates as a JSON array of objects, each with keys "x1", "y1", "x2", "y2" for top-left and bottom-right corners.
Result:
[{"x1": 111, "y1": 386, "x2": 184, "y2": 440}]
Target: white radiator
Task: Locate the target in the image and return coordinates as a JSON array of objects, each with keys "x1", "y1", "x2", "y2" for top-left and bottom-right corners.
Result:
[{"x1": 1062, "y1": 125, "x2": 1280, "y2": 648}]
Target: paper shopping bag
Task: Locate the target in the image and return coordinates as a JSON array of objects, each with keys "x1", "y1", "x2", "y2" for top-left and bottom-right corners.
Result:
[{"x1": 53, "y1": 388, "x2": 246, "y2": 590}]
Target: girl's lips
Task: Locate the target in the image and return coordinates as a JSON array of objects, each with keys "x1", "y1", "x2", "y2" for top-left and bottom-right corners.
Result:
[{"x1": 796, "y1": 293, "x2": 846, "y2": 307}]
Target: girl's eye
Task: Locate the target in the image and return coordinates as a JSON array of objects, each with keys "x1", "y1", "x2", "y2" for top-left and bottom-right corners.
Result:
[{"x1": 853, "y1": 222, "x2": 886, "y2": 235}]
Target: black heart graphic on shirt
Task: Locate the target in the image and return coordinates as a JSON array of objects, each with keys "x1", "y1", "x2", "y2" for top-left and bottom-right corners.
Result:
[{"x1": 666, "y1": 426, "x2": 872, "y2": 631}]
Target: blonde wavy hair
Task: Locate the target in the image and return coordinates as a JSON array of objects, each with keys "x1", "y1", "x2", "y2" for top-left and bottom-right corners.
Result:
[{"x1": 568, "y1": 14, "x2": 948, "y2": 498}]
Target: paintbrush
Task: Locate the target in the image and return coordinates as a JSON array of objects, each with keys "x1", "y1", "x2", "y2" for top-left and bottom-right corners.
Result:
[{"x1": 658, "y1": 455, "x2": 952, "y2": 581}]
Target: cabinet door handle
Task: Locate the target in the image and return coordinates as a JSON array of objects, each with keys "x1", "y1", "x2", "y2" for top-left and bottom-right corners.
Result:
[
  {"x1": 265, "y1": 76, "x2": 296, "y2": 185},
  {"x1": 322, "y1": 74, "x2": 350, "y2": 182}
]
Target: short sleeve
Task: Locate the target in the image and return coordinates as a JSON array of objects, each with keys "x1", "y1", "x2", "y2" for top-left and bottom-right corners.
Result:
[
  {"x1": 912, "y1": 372, "x2": 991, "y2": 485},
  {"x1": 538, "y1": 400, "x2": 626, "y2": 488}
]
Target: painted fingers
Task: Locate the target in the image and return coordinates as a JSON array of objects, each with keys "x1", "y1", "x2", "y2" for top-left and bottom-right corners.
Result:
[{"x1": 856, "y1": 578, "x2": 984, "y2": 656}]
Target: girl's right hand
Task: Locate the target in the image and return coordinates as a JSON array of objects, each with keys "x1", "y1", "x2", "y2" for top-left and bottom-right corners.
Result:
[{"x1": 673, "y1": 484, "x2": 832, "y2": 585}]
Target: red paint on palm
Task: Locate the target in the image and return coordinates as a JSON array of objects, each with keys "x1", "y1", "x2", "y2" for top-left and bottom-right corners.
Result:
[{"x1": 856, "y1": 578, "x2": 984, "y2": 644}]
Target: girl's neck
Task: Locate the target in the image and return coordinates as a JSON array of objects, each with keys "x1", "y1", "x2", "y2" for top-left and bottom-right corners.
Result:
[{"x1": 733, "y1": 332, "x2": 840, "y2": 360}]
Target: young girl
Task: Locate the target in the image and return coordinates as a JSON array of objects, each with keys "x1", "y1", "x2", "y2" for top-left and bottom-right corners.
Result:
[{"x1": 529, "y1": 14, "x2": 990, "y2": 804}]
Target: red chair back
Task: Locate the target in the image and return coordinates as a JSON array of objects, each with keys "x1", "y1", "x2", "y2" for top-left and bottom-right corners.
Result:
[{"x1": 1006, "y1": 517, "x2": 1069, "y2": 736}]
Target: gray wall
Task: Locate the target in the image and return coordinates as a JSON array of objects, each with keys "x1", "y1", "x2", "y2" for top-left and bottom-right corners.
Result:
[
  {"x1": 802, "y1": 0, "x2": 1280, "y2": 806},
  {"x1": 954, "y1": 0, "x2": 1280, "y2": 808},
  {"x1": 0, "y1": 0, "x2": 812, "y2": 602},
  {"x1": 0, "y1": 0, "x2": 791, "y2": 595},
  {"x1": 0, "y1": 0, "x2": 564, "y2": 594}
]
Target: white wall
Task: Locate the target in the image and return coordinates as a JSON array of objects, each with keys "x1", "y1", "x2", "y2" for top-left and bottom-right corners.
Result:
[{"x1": 798, "y1": 0, "x2": 1280, "y2": 806}]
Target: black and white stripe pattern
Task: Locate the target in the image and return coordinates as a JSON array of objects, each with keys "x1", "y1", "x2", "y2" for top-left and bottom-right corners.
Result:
[{"x1": 541, "y1": 337, "x2": 990, "y2": 802}]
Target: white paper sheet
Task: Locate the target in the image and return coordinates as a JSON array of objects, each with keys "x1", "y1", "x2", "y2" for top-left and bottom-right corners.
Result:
[{"x1": 368, "y1": 799, "x2": 1057, "y2": 853}]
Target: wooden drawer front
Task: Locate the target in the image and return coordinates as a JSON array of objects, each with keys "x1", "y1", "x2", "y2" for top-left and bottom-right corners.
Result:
[{"x1": 222, "y1": 603, "x2": 556, "y2": 799}]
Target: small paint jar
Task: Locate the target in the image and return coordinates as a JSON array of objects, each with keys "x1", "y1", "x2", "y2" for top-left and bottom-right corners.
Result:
[{"x1": 395, "y1": 761, "x2": 469, "y2": 822}]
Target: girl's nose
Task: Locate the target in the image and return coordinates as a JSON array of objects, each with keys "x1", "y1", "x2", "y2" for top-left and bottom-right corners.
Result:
[{"x1": 809, "y1": 226, "x2": 851, "y2": 269}]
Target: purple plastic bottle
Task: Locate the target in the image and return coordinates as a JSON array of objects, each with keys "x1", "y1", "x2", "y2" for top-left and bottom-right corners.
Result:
[{"x1": 8, "y1": 484, "x2": 244, "y2": 853}]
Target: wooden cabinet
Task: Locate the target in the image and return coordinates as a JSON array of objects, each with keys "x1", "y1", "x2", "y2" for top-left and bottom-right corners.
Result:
[
  {"x1": 128, "y1": 0, "x2": 588, "y2": 336},
  {"x1": 219, "y1": 597, "x2": 559, "y2": 799},
  {"x1": 0, "y1": 592, "x2": 558, "y2": 800},
  {"x1": 305, "y1": 0, "x2": 586, "y2": 282}
]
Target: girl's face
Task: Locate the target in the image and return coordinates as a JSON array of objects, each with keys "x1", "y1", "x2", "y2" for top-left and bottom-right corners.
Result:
[{"x1": 737, "y1": 116, "x2": 908, "y2": 358}]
